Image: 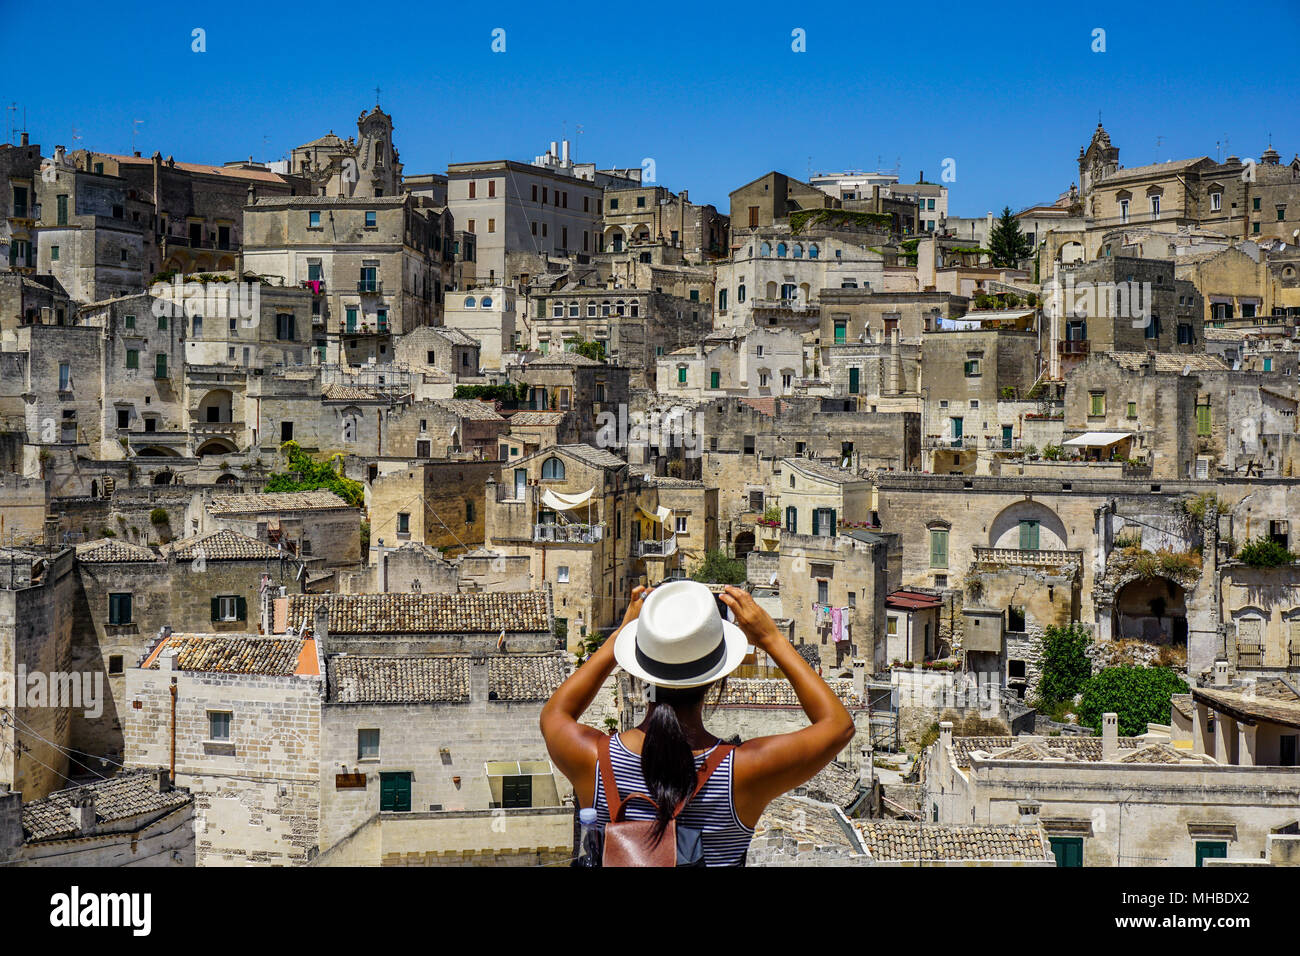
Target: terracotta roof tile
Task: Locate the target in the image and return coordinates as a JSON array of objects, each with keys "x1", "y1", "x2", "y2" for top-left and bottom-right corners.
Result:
[
  {"x1": 22, "y1": 770, "x2": 192, "y2": 842},
  {"x1": 148, "y1": 634, "x2": 307, "y2": 675},
  {"x1": 75, "y1": 539, "x2": 159, "y2": 563},
  {"x1": 328, "y1": 656, "x2": 470, "y2": 703},
  {"x1": 208, "y1": 491, "x2": 351, "y2": 514},
  {"x1": 487, "y1": 655, "x2": 568, "y2": 700},
  {"x1": 286, "y1": 591, "x2": 551, "y2": 634},
  {"x1": 853, "y1": 822, "x2": 1051, "y2": 862},
  {"x1": 161, "y1": 529, "x2": 282, "y2": 561}
]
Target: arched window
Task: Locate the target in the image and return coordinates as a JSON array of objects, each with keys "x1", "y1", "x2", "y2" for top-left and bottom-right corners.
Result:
[
  {"x1": 793, "y1": 244, "x2": 803, "y2": 258},
  {"x1": 464, "y1": 297, "x2": 476, "y2": 308},
  {"x1": 776, "y1": 243, "x2": 787, "y2": 257},
  {"x1": 719, "y1": 289, "x2": 728, "y2": 310},
  {"x1": 809, "y1": 244, "x2": 819, "y2": 259},
  {"x1": 738, "y1": 284, "x2": 746, "y2": 303},
  {"x1": 760, "y1": 242, "x2": 772, "y2": 257},
  {"x1": 481, "y1": 296, "x2": 493, "y2": 308},
  {"x1": 541, "y1": 457, "x2": 566, "y2": 480}
]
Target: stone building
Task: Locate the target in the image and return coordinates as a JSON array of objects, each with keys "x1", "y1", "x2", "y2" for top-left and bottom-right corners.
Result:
[
  {"x1": 598, "y1": 181, "x2": 727, "y2": 263},
  {"x1": 0, "y1": 137, "x2": 43, "y2": 278},
  {"x1": 366, "y1": 459, "x2": 497, "y2": 558},
  {"x1": 529, "y1": 285, "x2": 711, "y2": 389},
  {"x1": 0, "y1": 769, "x2": 194, "y2": 866},
  {"x1": 70, "y1": 530, "x2": 297, "y2": 762},
  {"x1": 382, "y1": 399, "x2": 508, "y2": 461},
  {"x1": 1219, "y1": 562, "x2": 1300, "y2": 673},
  {"x1": 657, "y1": 326, "x2": 804, "y2": 400},
  {"x1": 125, "y1": 632, "x2": 324, "y2": 866},
  {"x1": 928, "y1": 713, "x2": 1300, "y2": 866},
  {"x1": 289, "y1": 105, "x2": 403, "y2": 201},
  {"x1": 191, "y1": 490, "x2": 360, "y2": 567},
  {"x1": 504, "y1": 352, "x2": 631, "y2": 448},
  {"x1": 0, "y1": 547, "x2": 78, "y2": 800},
  {"x1": 445, "y1": 156, "x2": 602, "y2": 285},
  {"x1": 441, "y1": 287, "x2": 518, "y2": 370}
]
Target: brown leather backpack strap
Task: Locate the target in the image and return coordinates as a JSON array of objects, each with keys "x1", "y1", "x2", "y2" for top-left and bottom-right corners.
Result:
[
  {"x1": 673, "y1": 742, "x2": 735, "y2": 817},
  {"x1": 597, "y1": 733, "x2": 625, "y2": 822}
]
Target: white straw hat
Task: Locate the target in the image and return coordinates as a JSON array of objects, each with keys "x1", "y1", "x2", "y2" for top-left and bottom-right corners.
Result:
[{"x1": 613, "y1": 580, "x2": 748, "y2": 688}]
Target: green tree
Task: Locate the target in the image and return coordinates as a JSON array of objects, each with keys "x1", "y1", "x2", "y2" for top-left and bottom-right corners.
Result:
[
  {"x1": 1033, "y1": 622, "x2": 1092, "y2": 710},
  {"x1": 691, "y1": 549, "x2": 747, "y2": 585},
  {"x1": 568, "y1": 338, "x2": 606, "y2": 362},
  {"x1": 1076, "y1": 666, "x2": 1188, "y2": 736},
  {"x1": 988, "y1": 205, "x2": 1033, "y2": 268},
  {"x1": 264, "y1": 440, "x2": 365, "y2": 508},
  {"x1": 1236, "y1": 536, "x2": 1298, "y2": 568}
]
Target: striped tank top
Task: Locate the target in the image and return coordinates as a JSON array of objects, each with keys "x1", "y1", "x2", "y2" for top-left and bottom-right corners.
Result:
[{"x1": 592, "y1": 733, "x2": 754, "y2": 867}]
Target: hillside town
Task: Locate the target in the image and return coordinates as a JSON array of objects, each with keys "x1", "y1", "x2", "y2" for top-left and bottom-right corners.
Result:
[{"x1": 3, "y1": 105, "x2": 1300, "y2": 868}]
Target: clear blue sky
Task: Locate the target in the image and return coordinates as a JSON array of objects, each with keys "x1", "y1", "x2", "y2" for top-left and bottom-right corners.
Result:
[{"x1": 3, "y1": 0, "x2": 1297, "y2": 217}]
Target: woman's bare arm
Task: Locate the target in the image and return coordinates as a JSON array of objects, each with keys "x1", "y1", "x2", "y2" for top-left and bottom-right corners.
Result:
[
  {"x1": 539, "y1": 586, "x2": 652, "y2": 807},
  {"x1": 718, "y1": 586, "x2": 856, "y2": 828}
]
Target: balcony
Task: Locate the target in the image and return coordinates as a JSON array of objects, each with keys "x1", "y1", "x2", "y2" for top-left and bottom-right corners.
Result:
[
  {"x1": 924, "y1": 435, "x2": 978, "y2": 450},
  {"x1": 357, "y1": 279, "x2": 384, "y2": 295},
  {"x1": 341, "y1": 320, "x2": 390, "y2": 336},
  {"x1": 1238, "y1": 646, "x2": 1263, "y2": 668},
  {"x1": 533, "y1": 523, "x2": 603, "y2": 544},
  {"x1": 302, "y1": 279, "x2": 327, "y2": 295},
  {"x1": 972, "y1": 547, "x2": 1084, "y2": 570},
  {"x1": 636, "y1": 534, "x2": 678, "y2": 558},
  {"x1": 1059, "y1": 340, "x2": 1090, "y2": 356}
]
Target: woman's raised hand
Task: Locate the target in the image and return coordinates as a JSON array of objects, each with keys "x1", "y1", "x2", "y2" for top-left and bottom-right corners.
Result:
[{"x1": 718, "y1": 585, "x2": 783, "y2": 651}]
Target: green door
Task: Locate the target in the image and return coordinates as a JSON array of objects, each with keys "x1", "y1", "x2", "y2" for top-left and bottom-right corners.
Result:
[
  {"x1": 1050, "y1": 837, "x2": 1083, "y2": 867},
  {"x1": 501, "y1": 775, "x2": 532, "y2": 809},
  {"x1": 1002, "y1": 425, "x2": 1014, "y2": 449},
  {"x1": 379, "y1": 772, "x2": 412, "y2": 812},
  {"x1": 848, "y1": 367, "x2": 860, "y2": 394},
  {"x1": 1019, "y1": 520, "x2": 1040, "y2": 550},
  {"x1": 1195, "y1": 841, "x2": 1227, "y2": 867}
]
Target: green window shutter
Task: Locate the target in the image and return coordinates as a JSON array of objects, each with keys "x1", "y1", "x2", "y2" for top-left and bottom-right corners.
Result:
[
  {"x1": 829, "y1": 508, "x2": 837, "y2": 536},
  {"x1": 235, "y1": 596, "x2": 247, "y2": 621},
  {"x1": 710, "y1": 370, "x2": 719, "y2": 389},
  {"x1": 786, "y1": 507, "x2": 797, "y2": 533},
  {"x1": 811, "y1": 510, "x2": 820, "y2": 536},
  {"x1": 930, "y1": 530, "x2": 948, "y2": 568},
  {"x1": 1019, "y1": 520, "x2": 1040, "y2": 550},
  {"x1": 848, "y1": 367, "x2": 859, "y2": 394},
  {"x1": 1195, "y1": 841, "x2": 1227, "y2": 867},
  {"x1": 211, "y1": 597, "x2": 220, "y2": 620},
  {"x1": 155, "y1": 353, "x2": 167, "y2": 378},
  {"x1": 1050, "y1": 837, "x2": 1083, "y2": 868},
  {"x1": 126, "y1": 350, "x2": 138, "y2": 370}
]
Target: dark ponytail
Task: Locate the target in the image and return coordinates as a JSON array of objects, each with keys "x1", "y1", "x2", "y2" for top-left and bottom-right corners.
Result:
[{"x1": 641, "y1": 682, "x2": 712, "y2": 843}]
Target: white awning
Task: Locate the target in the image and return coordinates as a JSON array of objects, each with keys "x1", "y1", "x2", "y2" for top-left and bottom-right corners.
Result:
[
  {"x1": 1063, "y1": 432, "x2": 1132, "y2": 447},
  {"x1": 541, "y1": 487, "x2": 595, "y2": 511},
  {"x1": 639, "y1": 505, "x2": 672, "y2": 525}
]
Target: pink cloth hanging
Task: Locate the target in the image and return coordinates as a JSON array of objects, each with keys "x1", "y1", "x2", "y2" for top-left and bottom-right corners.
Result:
[{"x1": 831, "y1": 606, "x2": 844, "y2": 642}]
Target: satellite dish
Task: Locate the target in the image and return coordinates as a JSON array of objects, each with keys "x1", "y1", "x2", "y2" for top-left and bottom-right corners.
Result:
[{"x1": 1182, "y1": 364, "x2": 1191, "y2": 376}]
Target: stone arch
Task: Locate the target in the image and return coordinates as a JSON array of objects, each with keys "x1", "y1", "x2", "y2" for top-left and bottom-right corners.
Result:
[
  {"x1": 215, "y1": 472, "x2": 239, "y2": 485},
  {"x1": 987, "y1": 500, "x2": 1068, "y2": 550},
  {"x1": 135, "y1": 446, "x2": 181, "y2": 457},
  {"x1": 197, "y1": 388, "x2": 234, "y2": 423},
  {"x1": 734, "y1": 530, "x2": 755, "y2": 560},
  {"x1": 152, "y1": 470, "x2": 175, "y2": 485},
  {"x1": 196, "y1": 438, "x2": 237, "y2": 457}
]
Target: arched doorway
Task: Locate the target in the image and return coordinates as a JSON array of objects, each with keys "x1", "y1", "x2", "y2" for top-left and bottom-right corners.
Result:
[
  {"x1": 215, "y1": 472, "x2": 239, "y2": 485},
  {"x1": 152, "y1": 470, "x2": 174, "y2": 486},
  {"x1": 197, "y1": 389, "x2": 234, "y2": 423},
  {"x1": 196, "y1": 438, "x2": 237, "y2": 457},
  {"x1": 1114, "y1": 577, "x2": 1187, "y2": 646}
]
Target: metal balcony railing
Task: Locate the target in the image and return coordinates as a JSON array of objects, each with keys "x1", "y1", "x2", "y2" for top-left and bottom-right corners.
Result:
[
  {"x1": 357, "y1": 279, "x2": 383, "y2": 294},
  {"x1": 1060, "y1": 340, "x2": 1090, "y2": 356},
  {"x1": 533, "y1": 523, "x2": 603, "y2": 544},
  {"x1": 636, "y1": 534, "x2": 678, "y2": 558}
]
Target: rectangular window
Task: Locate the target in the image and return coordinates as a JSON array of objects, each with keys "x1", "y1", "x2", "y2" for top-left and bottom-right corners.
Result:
[
  {"x1": 281, "y1": 421, "x2": 293, "y2": 442},
  {"x1": 488, "y1": 180, "x2": 496, "y2": 198},
  {"x1": 59, "y1": 362, "x2": 71, "y2": 390},
  {"x1": 964, "y1": 358, "x2": 980, "y2": 377},
  {"x1": 676, "y1": 516, "x2": 688, "y2": 534},
  {"x1": 358, "y1": 729, "x2": 380, "y2": 760},
  {"x1": 108, "y1": 592, "x2": 132, "y2": 625},
  {"x1": 155, "y1": 353, "x2": 167, "y2": 378},
  {"x1": 157, "y1": 314, "x2": 168, "y2": 331},
  {"x1": 929, "y1": 529, "x2": 949, "y2": 569},
  {"x1": 848, "y1": 367, "x2": 860, "y2": 394},
  {"x1": 365, "y1": 211, "x2": 376, "y2": 227},
  {"x1": 397, "y1": 512, "x2": 410, "y2": 535},
  {"x1": 678, "y1": 367, "x2": 687, "y2": 384},
  {"x1": 50, "y1": 245, "x2": 59, "y2": 261},
  {"x1": 1195, "y1": 841, "x2": 1227, "y2": 867},
  {"x1": 212, "y1": 595, "x2": 243, "y2": 621},
  {"x1": 1126, "y1": 401, "x2": 1137, "y2": 419},
  {"x1": 557, "y1": 566, "x2": 570, "y2": 583},
  {"x1": 1018, "y1": 520, "x2": 1040, "y2": 551},
  {"x1": 710, "y1": 370, "x2": 720, "y2": 389},
  {"x1": 834, "y1": 320, "x2": 847, "y2": 344},
  {"x1": 208, "y1": 712, "x2": 232, "y2": 742},
  {"x1": 1196, "y1": 403, "x2": 1211, "y2": 435},
  {"x1": 1089, "y1": 392, "x2": 1105, "y2": 417},
  {"x1": 309, "y1": 211, "x2": 321, "y2": 228},
  {"x1": 275, "y1": 313, "x2": 296, "y2": 340}
]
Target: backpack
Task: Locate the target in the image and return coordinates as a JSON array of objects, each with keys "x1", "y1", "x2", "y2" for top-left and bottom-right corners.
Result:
[{"x1": 597, "y1": 733, "x2": 734, "y2": 867}]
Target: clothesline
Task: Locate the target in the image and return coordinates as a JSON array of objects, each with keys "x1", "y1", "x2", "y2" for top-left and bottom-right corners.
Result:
[{"x1": 813, "y1": 603, "x2": 852, "y2": 643}]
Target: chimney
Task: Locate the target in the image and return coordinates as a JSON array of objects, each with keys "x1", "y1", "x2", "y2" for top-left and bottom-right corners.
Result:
[
  {"x1": 313, "y1": 602, "x2": 330, "y2": 655},
  {"x1": 375, "y1": 537, "x2": 386, "y2": 591},
  {"x1": 859, "y1": 745, "x2": 872, "y2": 787},
  {"x1": 54, "y1": 145, "x2": 66, "y2": 165},
  {"x1": 70, "y1": 789, "x2": 96, "y2": 834},
  {"x1": 1101, "y1": 712, "x2": 1118, "y2": 760},
  {"x1": 938, "y1": 720, "x2": 953, "y2": 754},
  {"x1": 159, "y1": 648, "x2": 178, "y2": 671},
  {"x1": 1213, "y1": 658, "x2": 1230, "y2": 687},
  {"x1": 20, "y1": 132, "x2": 28, "y2": 146},
  {"x1": 561, "y1": 139, "x2": 570, "y2": 165},
  {"x1": 154, "y1": 769, "x2": 172, "y2": 793},
  {"x1": 680, "y1": 189, "x2": 688, "y2": 204},
  {"x1": 852, "y1": 658, "x2": 866, "y2": 701},
  {"x1": 549, "y1": 141, "x2": 558, "y2": 161}
]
